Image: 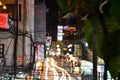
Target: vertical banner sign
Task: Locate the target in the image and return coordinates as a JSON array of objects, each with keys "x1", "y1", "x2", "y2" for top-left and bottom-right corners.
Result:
[
  {"x1": 57, "y1": 25, "x2": 63, "y2": 41},
  {"x1": 0, "y1": 13, "x2": 8, "y2": 29},
  {"x1": 35, "y1": 43, "x2": 45, "y2": 62}
]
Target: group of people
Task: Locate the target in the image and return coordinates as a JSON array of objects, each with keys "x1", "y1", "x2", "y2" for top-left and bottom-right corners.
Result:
[{"x1": 64, "y1": 55, "x2": 81, "y2": 73}]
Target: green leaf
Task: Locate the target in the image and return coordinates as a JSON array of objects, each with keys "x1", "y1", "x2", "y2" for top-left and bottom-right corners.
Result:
[
  {"x1": 56, "y1": 0, "x2": 69, "y2": 14},
  {"x1": 109, "y1": 55, "x2": 120, "y2": 78},
  {"x1": 84, "y1": 20, "x2": 93, "y2": 49}
]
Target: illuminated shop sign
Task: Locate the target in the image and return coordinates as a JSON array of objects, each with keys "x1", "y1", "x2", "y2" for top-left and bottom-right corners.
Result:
[
  {"x1": 0, "y1": 13, "x2": 8, "y2": 29},
  {"x1": 57, "y1": 25, "x2": 63, "y2": 41},
  {"x1": 35, "y1": 43, "x2": 45, "y2": 62}
]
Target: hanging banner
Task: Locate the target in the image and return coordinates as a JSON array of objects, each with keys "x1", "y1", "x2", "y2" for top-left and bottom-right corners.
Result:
[
  {"x1": 0, "y1": 13, "x2": 8, "y2": 29},
  {"x1": 35, "y1": 43, "x2": 45, "y2": 62}
]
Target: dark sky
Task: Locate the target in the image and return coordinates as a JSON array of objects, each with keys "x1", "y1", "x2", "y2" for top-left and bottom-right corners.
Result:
[{"x1": 46, "y1": 0, "x2": 59, "y2": 41}]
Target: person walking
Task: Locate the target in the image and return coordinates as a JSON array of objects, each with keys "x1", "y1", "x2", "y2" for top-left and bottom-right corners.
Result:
[{"x1": 69, "y1": 60, "x2": 74, "y2": 73}]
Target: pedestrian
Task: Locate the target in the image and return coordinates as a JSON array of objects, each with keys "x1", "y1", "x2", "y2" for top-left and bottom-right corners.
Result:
[
  {"x1": 74, "y1": 61, "x2": 78, "y2": 67},
  {"x1": 81, "y1": 71, "x2": 85, "y2": 80},
  {"x1": 69, "y1": 60, "x2": 74, "y2": 73},
  {"x1": 78, "y1": 61, "x2": 81, "y2": 67}
]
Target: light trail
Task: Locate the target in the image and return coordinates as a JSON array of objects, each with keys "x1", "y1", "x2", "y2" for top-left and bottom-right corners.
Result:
[
  {"x1": 36, "y1": 57, "x2": 72, "y2": 80},
  {"x1": 54, "y1": 62, "x2": 71, "y2": 80},
  {"x1": 59, "y1": 71, "x2": 66, "y2": 80},
  {"x1": 46, "y1": 58, "x2": 59, "y2": 80},
  {"x1": 52, "y1": 67, "x2": 59, "y2": 80},
  {"x1": 45, "y1": 61, "x2": 48, "y2": 80}
]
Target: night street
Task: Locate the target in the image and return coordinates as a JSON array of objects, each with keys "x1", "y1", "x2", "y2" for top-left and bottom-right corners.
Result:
[{"x1": 0, "y1": 0, "x2": 120, "y2": 80}]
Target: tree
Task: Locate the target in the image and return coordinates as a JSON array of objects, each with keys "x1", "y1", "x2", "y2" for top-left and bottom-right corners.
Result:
[
  {"x1": 56, "y1": 0, "x2": 120, "y2": 79},
  {"x1": 85, "y1": 17, "x2": 120, "y2": 79}
]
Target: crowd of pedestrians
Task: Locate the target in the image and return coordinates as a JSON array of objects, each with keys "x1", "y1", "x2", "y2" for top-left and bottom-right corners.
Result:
[{"x1": 52, "y1": 55, "x2": 81, "y2": 74}]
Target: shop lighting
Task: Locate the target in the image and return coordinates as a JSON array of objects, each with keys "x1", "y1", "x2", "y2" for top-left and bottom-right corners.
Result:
[
  {"x1": 67, "y1": 44, "x2": 72, "y2": 48},
  {"x1": 57, "y1": 48, "x2": 61, "y2": 52},
  {"x1": 3, "y1": 5, "x2": 7, "y2": 10},
  {"x1": 85, "y1": 42, "x2": 88, "y2": 47},
  {"x1": 46, "y1": 47, "x2": 50, "y2": 50},
  {"x1": 66, "y1": 53, "x2": 69, "y2": 55},
  {"x1": 0, "y1": 1, "x2": 2, "y2": 6},
  {"x1": 56, "y1": 44, "x2": 60, "y2": 48},
  {"x1": 68, "y1": 48, "x2": 72, "y2": 52}
]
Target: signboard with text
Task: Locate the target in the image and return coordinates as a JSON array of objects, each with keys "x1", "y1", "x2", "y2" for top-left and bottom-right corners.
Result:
[{"x1": 35, "y1": 43, "x2": 45, "y2": 62}]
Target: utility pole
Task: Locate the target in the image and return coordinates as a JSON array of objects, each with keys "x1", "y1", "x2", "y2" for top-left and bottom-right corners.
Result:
[
  {"x1": 13, "y1": 0, "x2": 19, "y2": 77},
  {"x1": 93, "y1": 24, "x2": 98, "y2": 80}
]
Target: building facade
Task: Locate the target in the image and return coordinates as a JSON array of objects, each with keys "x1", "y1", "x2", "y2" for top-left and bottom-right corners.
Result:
[{"x1": 0, "y1": 0, "x2": 46, "y2": 68}]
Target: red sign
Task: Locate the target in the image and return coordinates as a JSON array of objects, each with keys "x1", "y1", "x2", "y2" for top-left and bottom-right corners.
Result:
[{"x1": 0, "y1": 13, "x2": 8, "y2": 29}]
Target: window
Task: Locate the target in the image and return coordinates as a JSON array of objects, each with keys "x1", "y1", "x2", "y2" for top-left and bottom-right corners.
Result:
[{"x1": 0, "y1": 44, "x2": 4, "y2": 58}]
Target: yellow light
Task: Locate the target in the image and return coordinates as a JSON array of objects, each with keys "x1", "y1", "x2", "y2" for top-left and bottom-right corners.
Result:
[
  {"x1": 3, "y1": 5, "x2": 7, "y2": 10},
  {"x1": 74, "y1": 67, "x2": 81, "y2": 73},
  {"x1": 0, "y1": 1, "x2": 2, "y2": 6}
]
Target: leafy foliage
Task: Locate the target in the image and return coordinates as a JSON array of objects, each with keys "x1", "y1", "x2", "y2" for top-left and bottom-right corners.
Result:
[
  {"x1": 56, "y1": 0, "x2": 77, "y2": 14},
  {"x1": 56, "y1": 0, "x2": 69, "y2": 14},
  {"x1": 85, "y1": 16, "x2": 120, "y2": 78},
  {"x1": 108, "y1": 30, "x2": 120, "y2": 78},
  {"x1": 109, "y1": 54, "x2": 120, "y2": 78},
  {"x1": 84, "y1": 20, "x2": 93, "y2": 49}
]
